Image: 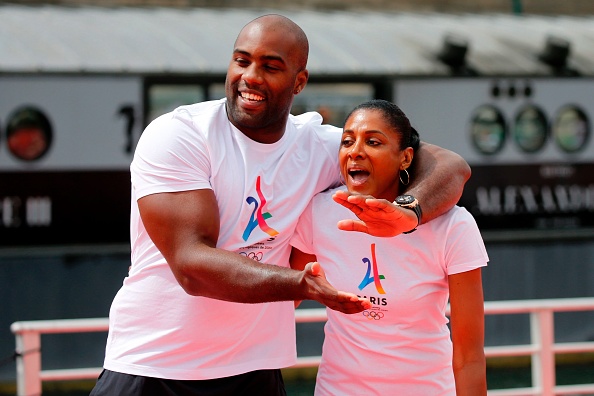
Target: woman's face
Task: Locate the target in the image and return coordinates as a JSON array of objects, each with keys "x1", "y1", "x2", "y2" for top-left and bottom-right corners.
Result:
[{"x1": 339, "y1": 108, "x2": 412, "y2": 201}]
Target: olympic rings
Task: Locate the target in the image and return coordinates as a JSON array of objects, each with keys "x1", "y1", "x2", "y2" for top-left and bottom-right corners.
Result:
[
  {"x1": 362, "y1": 310, "x2": 384, "y2": 320},
  {"x1": 239, "y1": 251, "x2": 264, "y2": 261}
]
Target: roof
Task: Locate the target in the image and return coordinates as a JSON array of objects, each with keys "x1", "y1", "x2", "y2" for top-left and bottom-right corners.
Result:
[{"x1": 1, "y1": 5, "x2": 593, "y2": 76}]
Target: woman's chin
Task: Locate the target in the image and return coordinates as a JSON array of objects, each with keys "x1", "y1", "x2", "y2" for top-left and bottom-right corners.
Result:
[{"x1": 346, "y1": 183, "x2": 372, "y2": 196}]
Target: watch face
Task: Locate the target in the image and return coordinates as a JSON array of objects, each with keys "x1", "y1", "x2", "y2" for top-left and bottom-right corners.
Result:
[{"x1": 396, "y1": 195, "x2": 415, "y2": 205}]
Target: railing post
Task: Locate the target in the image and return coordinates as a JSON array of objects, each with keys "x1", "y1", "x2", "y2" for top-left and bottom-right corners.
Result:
[
  {"x1": 15, "y1": 330, "x2": 42, "y2": 396},
  {"x1": 530, "y1": 310, "x2": 555, "y2": 396}
]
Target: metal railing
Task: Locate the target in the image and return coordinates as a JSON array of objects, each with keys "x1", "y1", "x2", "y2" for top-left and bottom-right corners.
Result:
[{"x1": 11, "y1": 297, "x2": 594, "y2": 396}]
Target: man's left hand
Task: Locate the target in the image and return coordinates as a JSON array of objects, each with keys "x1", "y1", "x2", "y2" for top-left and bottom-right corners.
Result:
[{"x1": 332, "y1": 190, "x2": 417, "y2": 237}]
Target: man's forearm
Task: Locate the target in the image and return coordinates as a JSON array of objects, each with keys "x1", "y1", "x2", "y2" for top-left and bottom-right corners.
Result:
[
  {"x1": 172, "y1": 245, "x2": 305, "y2": 302},
  {"x1": 405, "y1": 142, "x2": 471, "y2": 223},
  {"x1": 170, "y1": 245, "x2": 370, "y2": 313}
]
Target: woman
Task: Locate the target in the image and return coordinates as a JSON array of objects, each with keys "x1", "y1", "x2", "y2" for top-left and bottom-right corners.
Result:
[{"x1": 290, "y1": 99, "x2": 488, "y2": 395}]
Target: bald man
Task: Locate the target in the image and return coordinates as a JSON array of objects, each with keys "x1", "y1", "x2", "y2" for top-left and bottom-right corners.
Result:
[{"x1": 90, "y1": 15, "x2": 470, "y2": 395}]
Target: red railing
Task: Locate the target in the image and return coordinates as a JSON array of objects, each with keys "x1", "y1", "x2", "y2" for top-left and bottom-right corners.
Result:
[{"x1": 11, "y1": 297, "x2": 594, "y2": 396}]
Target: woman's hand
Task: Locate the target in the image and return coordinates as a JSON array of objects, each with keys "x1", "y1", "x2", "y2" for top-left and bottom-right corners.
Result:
[{"x1": 332, "y1": 190, "x2": 417, "y2": 237}]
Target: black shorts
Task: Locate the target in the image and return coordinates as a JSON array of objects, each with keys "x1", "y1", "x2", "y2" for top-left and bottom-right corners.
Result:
[{"x1": 89, "y1": 368, "x2": 287, "y2": 396}]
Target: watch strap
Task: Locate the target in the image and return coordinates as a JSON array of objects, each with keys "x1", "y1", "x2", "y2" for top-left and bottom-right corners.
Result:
[{"x1": 394, "y1": 196, "x2": 422, "y2": 234}]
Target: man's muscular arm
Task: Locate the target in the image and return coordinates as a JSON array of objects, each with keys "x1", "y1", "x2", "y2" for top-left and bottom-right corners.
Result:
[
  {"x1": 138, "y1": 189, "x2": 370, "y2": 313},
  {"x1": 405, "y1": 141, "x2": 471, "y2": 223}
]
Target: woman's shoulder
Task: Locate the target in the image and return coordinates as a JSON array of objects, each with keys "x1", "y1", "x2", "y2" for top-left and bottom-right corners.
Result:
[
  {"x1": 427, "y1": 206, "x2": 482, "y2": 239},
  {"x1": 310, "y1": 186, "x2": 351, "y2": 215}
]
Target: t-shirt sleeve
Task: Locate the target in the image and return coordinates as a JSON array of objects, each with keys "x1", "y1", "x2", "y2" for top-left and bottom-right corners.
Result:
[
  {"x1": 444, "y1": 208, "x2": 489, "y2": 275},
  {"x1": 290, "y1": 198, "x2": 316, "y2": 254},
  {"x1": 131, "y1": 110, "x2": 212, "y2": 200}
]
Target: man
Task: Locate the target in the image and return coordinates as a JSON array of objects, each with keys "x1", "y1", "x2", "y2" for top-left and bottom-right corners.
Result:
[{"x1": 91, "y1": 14, "x2": 470, "y2": 395}]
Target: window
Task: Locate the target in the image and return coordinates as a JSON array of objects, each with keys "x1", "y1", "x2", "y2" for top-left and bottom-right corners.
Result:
[
  {"x1": 470, "y1": 105, "x2": 507, "y2": 155},
  {"x1": 513, "y1": 105, "x2": 548, "y2": 153},
  {"x1": 553, "y1": 105, "x2": 589, "y2": 153},
  {"x1": 5, "y1": 106, "x2": 52, "y2": 162},
  {"x1": 291, "y1": 83, "x2": 373, "y2": 126},
  {"x1": 146, "y1": 84, "x2": 205, "y2": 124}
]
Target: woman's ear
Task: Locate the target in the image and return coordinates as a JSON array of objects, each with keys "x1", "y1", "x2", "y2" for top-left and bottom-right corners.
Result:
[{"x1": 400, "y1": 147, "x2": 414, "y2": 170}]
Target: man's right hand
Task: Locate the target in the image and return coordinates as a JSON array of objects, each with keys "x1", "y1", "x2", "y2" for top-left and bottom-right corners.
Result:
[{"x1": 302, "y1": 261, "x2": 371, "y2": 314}]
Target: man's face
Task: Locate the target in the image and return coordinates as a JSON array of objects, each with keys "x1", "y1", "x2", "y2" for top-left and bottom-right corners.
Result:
[{"x1": 225, "y1": 23, "x2": 307, "y2": 142}]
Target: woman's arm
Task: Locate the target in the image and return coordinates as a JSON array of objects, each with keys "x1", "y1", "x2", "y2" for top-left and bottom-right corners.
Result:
[
  {"x1": 290, "y1": 247, "x2": 317, "y2": 272},
  {"x1": 290, "y1": 248, "x2": 318, "y2": 308},
  {"x1": 449, "y1": 268, "x2": 487, "y2": 396}
]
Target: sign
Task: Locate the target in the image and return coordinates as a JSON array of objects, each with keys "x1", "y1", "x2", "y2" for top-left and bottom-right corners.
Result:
[
  {"x1": 0, "y1": 76, "x2": 142, "y2": 247},
  {"x1": 0, "y1": 171, "x2": 131, "y2": 246},
  {"x1": 460, "y1": 163, "x2": 594, "y2": 230},
  {"x1": 397, "y1": 78, "x2": 594, "y2": 233}
]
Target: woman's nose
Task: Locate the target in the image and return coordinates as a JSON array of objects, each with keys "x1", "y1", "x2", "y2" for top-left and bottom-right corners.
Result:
[{"x1": 348, "y1": 140, "x2": 366, "y2": 158}]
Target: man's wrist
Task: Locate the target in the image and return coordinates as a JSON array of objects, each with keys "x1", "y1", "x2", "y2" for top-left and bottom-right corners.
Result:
[{"x1": 394, "y1": 194, "x2": 422, "y2": 234}]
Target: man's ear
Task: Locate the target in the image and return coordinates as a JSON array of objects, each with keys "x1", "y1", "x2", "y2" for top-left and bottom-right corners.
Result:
[{"x1": 294, "y1": 69, "x2": 309, "y2": 94}]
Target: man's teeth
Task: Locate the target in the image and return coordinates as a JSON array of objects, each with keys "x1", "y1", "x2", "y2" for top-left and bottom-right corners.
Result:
[{"x1": 241, "y1": 92, "x2": 264, "y2": 101}]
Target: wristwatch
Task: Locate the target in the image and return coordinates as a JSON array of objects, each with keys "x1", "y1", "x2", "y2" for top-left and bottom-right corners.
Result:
[{"x1": 394, "y1": 194, "x2": 422, "y2": 234}]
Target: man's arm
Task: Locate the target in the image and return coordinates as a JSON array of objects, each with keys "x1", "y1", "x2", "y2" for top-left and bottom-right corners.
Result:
[
  {"x1": 406, "y1": 141, "x2": 471, "y2": 223},
  {"x1": 138, "y1": 189, "x2": 370, "y2": 313}
]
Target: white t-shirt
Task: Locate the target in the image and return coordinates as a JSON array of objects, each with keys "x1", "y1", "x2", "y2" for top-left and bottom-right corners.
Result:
[
  {"x1": 291, "y1": 186, "x2": 489, "y2": 396},
  {"x1": 103, "y1": 99, "x2": 342, "y2": 380}
]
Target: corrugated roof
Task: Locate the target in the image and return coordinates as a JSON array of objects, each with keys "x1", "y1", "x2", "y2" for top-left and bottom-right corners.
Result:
[{"x1": 1, "y1": 5, "x2": 593, "y2": 76}]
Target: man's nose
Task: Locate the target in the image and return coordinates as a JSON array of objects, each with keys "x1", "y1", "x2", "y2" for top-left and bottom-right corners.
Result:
[{"x1": 242, "y1": 64, "x2": 264, "y2": 84}]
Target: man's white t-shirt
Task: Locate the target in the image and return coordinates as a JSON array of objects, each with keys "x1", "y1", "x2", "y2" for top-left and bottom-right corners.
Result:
[
  {"x1": 103, "y1": 99, "x2": 341, "y2": 380},
  {"x1": 291, "y1": 186, "x2": 489, "y2": 395}
]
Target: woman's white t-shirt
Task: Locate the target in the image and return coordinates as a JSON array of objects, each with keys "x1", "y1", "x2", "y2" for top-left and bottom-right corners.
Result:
[{"x1": 291, "y1": 186, "x2": 489, "y2": 395}]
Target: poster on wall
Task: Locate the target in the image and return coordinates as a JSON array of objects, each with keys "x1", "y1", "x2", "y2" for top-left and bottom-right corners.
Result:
[
  {"x1": 460, "y1": 163, "x2": 594, "y2": 231},
  {"x1": 397, "y1": 78, "x2": 594, "y2": 234},
  {"x1": 0, "y1": 76, "x2": 142, "y2": 247}
]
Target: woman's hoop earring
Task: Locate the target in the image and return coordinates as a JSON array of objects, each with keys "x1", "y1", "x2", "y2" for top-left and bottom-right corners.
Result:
[
  {"x1": 399, "y1": 169, "x2": 410, "y2": 186},
  {"x1": 338, "y1": 165, "x2": 347, "y2": 186}
]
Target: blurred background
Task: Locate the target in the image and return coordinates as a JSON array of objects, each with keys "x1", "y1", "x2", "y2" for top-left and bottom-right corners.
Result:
[{"x1": 1, "y1": 0, "x2": 594, "y2": 394}]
